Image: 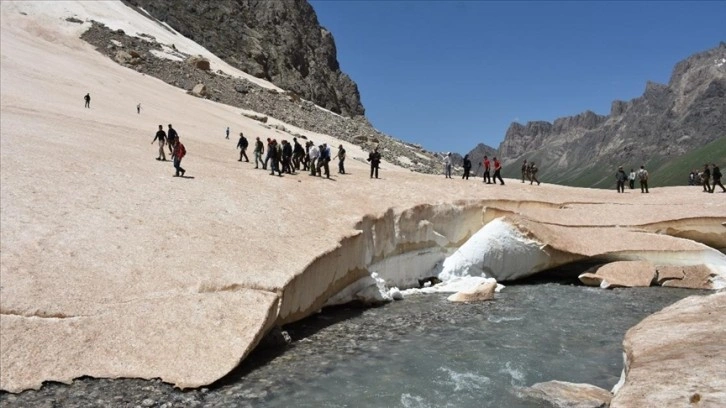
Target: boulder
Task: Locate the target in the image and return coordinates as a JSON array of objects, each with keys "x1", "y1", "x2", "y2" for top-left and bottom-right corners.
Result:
[
  {"x1": 241, "y1": 112, "x2": 268, "y2": 123},
  {"x1": 186, "y1": 55, "x2": 210, "y2": 71},
  {"x1": 518, "y1": 380, "x2": 612, "y2": 408},
  {"x1": 657, "y1": 265, "x2": 713, "y2": 289},
  {"x1": 191, "y1": 83, "x2": 207, "y2": 97},
  {"x1": 114, "y1": 50, "x2": 132, "y2": 64},
  {"x1": 579, "y1": 261, "x2": 656, "y2": 288},
  {"x1": 447, "y1": 281, "x2": 496, "y2": 303}
]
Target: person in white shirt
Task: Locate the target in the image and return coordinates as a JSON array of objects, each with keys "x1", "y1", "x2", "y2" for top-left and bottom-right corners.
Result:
[
  {"x1": 444, "y1": 152, "x2": 452, "y2": 178},
  {"x1": 308, "y1": 143, "x2": 320, "y2": 176}
]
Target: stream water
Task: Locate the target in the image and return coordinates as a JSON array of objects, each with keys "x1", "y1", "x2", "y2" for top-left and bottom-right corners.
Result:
[{"x1": 0, "y1": 283, "x2": 699, "y2": 408}]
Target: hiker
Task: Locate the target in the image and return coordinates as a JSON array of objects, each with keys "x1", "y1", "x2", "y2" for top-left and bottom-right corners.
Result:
[
  {"x1": 225, "y1": 126, "x2": 230, "y2": 139},
  {"x1": 615, "y1": 166, "x2": 627, "y2": 193},
  {"x1": 701, "y1": 163, "x2": 712, "y2": 192},
  {"x1": 292, "y1": 138, "x2": 305, "y2": 170},
  {"x1": 150, "y1": 124, "x2": 166, "y2": 161},
  {"x1": 263, "y1": 138, "x2": 273, "y2": 170},
  {"x1": 303, "y1": 141, "x2": 312, "y2": 171},
  {"x1": 462, "y1": 155, "x2": 471, "y2": 180},
  {"x1": 444, "y1": 153, "x2": 452, "y2": 178},
  {"x1": 237, "y1": 132, "x2": 249, "y2": 162},
  {"x1": 167, "y1": 124, "x2": 178, "y2": 156},
  {"x1": 637, "y1": 165, "x2": 649, "y2": 193},
  {"x1": 334, "y1": 144, "x2": 347, "y2": 174},
  {"x1": 137, "y1": 103, "x2": 141, "y2": 114},
  {"x1": 308, "y1": 142, "x2": 319, "y2": 176},
  {"x1": 269, "y1": 139, "x2": 282, "y2": 176},
  {"x1": 317, "y1": 143, "x2": 331, "y2": 178},
  {"x1": 482, "y1": 155, "x2": 491, "y2": 184},
  {"x1": 529, "y1": 162, "x2": 540, "y2": 185},
  {"x1": 711, "y1": 163, "x2": 725, "y2": 193},
  {"x1": 368, "y1": 147, "x2": 382, "y2": 179},
  {"x1": 493, "y1": 157, "x2": 505, "y2": 185},
  {"x1": 628, "y1": 168, "x2": 636, "y2": 189},
  {"x1": 521, "y1": 160, "x2": 528, "y2": 183},
  {"x1": 281, "y1": 140, "x2": 293, "y2": 174},
  {"x1": 253, "y1": 137, "x2": 264, "y2": 169},
  {"x1": 172, "y1": 138, "x2": 186, "y2": 177},
  {"x1": 84, "y1": 93, "x2": 90, "y2": 108}
]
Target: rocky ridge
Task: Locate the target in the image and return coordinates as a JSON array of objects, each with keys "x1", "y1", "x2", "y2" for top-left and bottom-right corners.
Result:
[
  {"x1": 496, "y1": 42, "x2": 726, "y2": 187},
  {"x1": 81, "y1": 22, "x2": 445, "y2": 174},
  {"x1": 121, "y1": 0, "x2": 363, "y2": 118}
]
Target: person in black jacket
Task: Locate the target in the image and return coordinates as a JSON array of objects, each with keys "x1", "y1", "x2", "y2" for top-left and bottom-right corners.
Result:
[
  {"x1": 281, "y1": 140, "x2": 293, "y2": 174},
  {"x1": 462, "y1": 155, "x2": 472, "y2": 180},
  {"x1": 237, "y1": 133, "x2": 249, "y2": 162},
  {"x1": 702, "y1": 163, "x2": 711, "y2": 192},
  {"x1": 150, "y1": 125, "x2": 166, "y2": 161},
  {"x1": 368, "y1": 147, "x2": 381, "y2": 179},
  {"x1": 710, "y1": 163, "x2": 725, "y2": 193}
]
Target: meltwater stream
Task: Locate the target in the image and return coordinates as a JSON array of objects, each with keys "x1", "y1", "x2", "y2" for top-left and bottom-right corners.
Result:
[{"x1": 1, "y1": 283, "x2": 700, "y2": 408}]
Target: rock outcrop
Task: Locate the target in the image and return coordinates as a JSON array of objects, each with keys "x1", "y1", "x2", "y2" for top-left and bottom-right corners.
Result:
[
  {"x1": 518, "y1": 380, "x2": 612, "y2": 408},
  {"x1": 495, "y1": 43, "x2": 726, "y2": 187},
  {"x1": 121, "y1": 0, "x2": 364, "y2": 117}
]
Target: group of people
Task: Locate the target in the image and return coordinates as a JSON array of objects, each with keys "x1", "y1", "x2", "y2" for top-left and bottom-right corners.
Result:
[
  {"x1": 520, "y1": 160, "x2": 540, "y2": 185},
  {"x1": 692, "y1": 163, "x2": 725, "y2": 193},
  {"x1": 615, "y1": 166, "x2": 648, "y2": 193},
  {"x1": 150, "y1": 124, "x2": 186, "y2": 177},
  {"x1": 443, "y1": 154, "x2": 506, "y2": 185}
]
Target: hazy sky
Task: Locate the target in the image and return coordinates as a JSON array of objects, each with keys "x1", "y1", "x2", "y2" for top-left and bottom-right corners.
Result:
[{"x1": 310, "y1": 1, "x2": 726, "y2": 154}]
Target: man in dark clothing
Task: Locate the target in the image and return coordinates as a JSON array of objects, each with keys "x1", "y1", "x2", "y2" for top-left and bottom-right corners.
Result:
[
  {"x1": 702, "y1": 163, "x2": 712, "y2": 192},
  {"x1": 317, "y1": 143, "x2": 331, "y2": 178},
  {"x1": 493, "y1": 157, "x2": 505, "y2": 185},
  {"x1": 368, "y1": 147, "x2": 381, "y2": 179},
  {"x1": 237, "y1": 133, "x2": 249, "y2": 162},
  {"x1": 334, "y1": 144, "x2": 347, "y2": 174},
  {"x1": 521, "y1": 160, "x2": 528, "y2": 183},
  {"x1": 462, "y1": 155, "x2": 472, "y2": 180},
  {"x1": 711, "y1": 164, "x2": 725, "y2": 193},
  {"x1": 269, "y1": 140, "x2": 282, "y2": 176},
  {"x1": 167, "y1": 124, "x2": 178, "y2": 157},
  {"x1": 264, "y1": 138, "x2": 273, "y2": 170},
  {"x1": 84, "y1": 93, "x2": 90, "y2": 108},
  {"x1": 292, "y1": 138, "x2": 305, "y2": 170},
  {"x1": 151, "y1": 125, "x2": 167, "y2": 161},
  {"x1": 482, "y1": 156, "x2": 491, "y2": 184},
  {"x1": 281, "y1": 140, "x2": 293, "y2": 174},
  {"x1": 615, "y1": 166, "x2": 627, "y2": 193},
  {"x1": 254, "y1": 137, "x2": 264, "y2": 169},
  {"x1": 637, "y1": 165, "x2": 649, "y2": 193},
  {"x1": 172, "y1": 138, "x2": 186, "y2": 177},
  {"x1": 529, "y1": 162, "x2": 540, "y2": 185}
]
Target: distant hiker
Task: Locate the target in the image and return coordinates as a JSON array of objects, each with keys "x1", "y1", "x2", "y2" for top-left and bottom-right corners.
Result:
[
  {"x1": 292, "y1": 138, "x2": 305, "y2": 170},
  {"x1": 444, "y1": 153, "x2": 452, "y2": 178},
  {"x1": 529, "y1": 162, "x2": 540, "y2": 185},
  {"x1": 688, "y1": 171, "x2": 696, "y2": 186},
  {"x1": 317, "y1": 143, "x2": 331, "y2": 178},
  {"x1": 368, "y1": 147, "x2": 381, "y2": 179},
  {"x1": 237, "y1": 132, "x2": 249, "y2": 162},
  {"x1": 521, "y1": 159, "x2": 528, "y2": 183},
  {"x1": 637, "y1": 165, "x2": 649, "y2": 193},
  {"x1": 701, "y1": 163, "x2": 711, "y2": 192},
  {"x1": 711, "y1": 163, "x2": 725, "y2": 193},
  {"x1": 84, "y1": 93, "x2": 90, "y2": 108},
  {"x1": 253, "y1": 137, "x2": 264, "y2": 169},
  {"x1": 462, "y1": 155, "x2": 472, "y2": 180},
  {"x1": 225, "y1": 126, "x2": 230, "y2": 139},
  {"x1": 334, "y1": 144, "x2": 347, "y2": 174},
  {"x1": 269, "y1": 139, "x2": 282, "y2": 176},
  {"x1": 482, "y1": 155, "x2": 491, "y2": 184},
  {"x1": 493, "y1": 157, "x2": 504, "y2": 185},
  {"x1": 263, "y1": 138, "x2": 273, "y2": 170},
  {"x1": 172, "y1": 138, "x2": 186, "y2": 177},
  {"x1": 137, "y1": 103, "x2": 141, "y2": 114},
  {"x1": 167, "y1": 124, "x2": 178, "y2": 156},
  {"x1": 615, "y1": 166, "x2": 627, "y2": 193},
  {"x1": 151, "y1": 124, "x2": 166, "y2": 161},
  {"x1": 308, "y1": 142, "x2": 320, "y2": 176},
  {"x1": 281, "y1": 140, "x2": 293, "y2": 174},
  {"x1": 628, "y1": 168, "x2": 636, "y2": 189}
]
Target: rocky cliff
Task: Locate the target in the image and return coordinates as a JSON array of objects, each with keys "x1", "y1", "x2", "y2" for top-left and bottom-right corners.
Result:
[
  {"x1": 497, "y1": 43, "x2": 726, "y2": 187},
  {"x1": 122, "y1": 0, "x2": 364, "y2": 117}
]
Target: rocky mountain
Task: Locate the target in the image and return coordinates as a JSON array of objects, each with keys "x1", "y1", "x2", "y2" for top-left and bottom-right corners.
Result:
[
  {"x1": 121, "y1": 0, "x2": 364, "y2": 117},
  {"x1": 496, "y1": 42, "x2": 726, "y2": 187}
]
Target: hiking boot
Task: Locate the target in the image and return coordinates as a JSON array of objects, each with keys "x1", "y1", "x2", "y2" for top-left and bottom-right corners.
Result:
[{"x1": 181, "y1": 169, "x2": 185, "y2": 177}]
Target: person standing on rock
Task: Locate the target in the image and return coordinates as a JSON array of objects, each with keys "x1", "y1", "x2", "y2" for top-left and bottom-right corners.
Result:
[
  {"x1": 701, "y1": 163, "x2": 712, "y2": 193},
  {"x1": 628, "y1": 168, "x2": 636, "y2": 189},
  {"x1": 493, "y1": 157, "x2": 505, "y2": 185},
  {"x1": 462, "y1": 155, "x2": 472, "y2": 180},
  {"x1": 150, "y1": 124, "x2": 167, "y2": 161},
  {"x1": 334, "y1": 144, "x2": 347, "y2": 174},
  {"x1": 368, "y1": 147, "x2": 381, "y2": 179},
  {"x1": 637, "y1": 165, "x2": 649, "y2": 193},
  {"x1": 237, "y1": 132, "x2": 249, "y2": 162},
  {"x1": 84, "y1": 93, "x2": 90, "y2": 108},
  {"x1": 226, "y1": 126, "x2": 230, "y2": 140},
  {"x1": 711, "y1": 163, "x2": 725, "y2": 193},
  {"x1": 172, "y1": 137, "x2": 186, "y2": 177},
  {"x1": 615, "y1": 166, "x2": 627, "y2": 193},
  {"x1": 167, "y1": 124, "x2": 178, "y2": 157},
  {"x1": 482, "y1": 155, "x2": 492, "y2": 184},
  {"x1": 443, "y1": 153, "x2": 452, "y2": 178},
  {"x1": 521, "y1": 159, "x2": 528, "y2": 183}
]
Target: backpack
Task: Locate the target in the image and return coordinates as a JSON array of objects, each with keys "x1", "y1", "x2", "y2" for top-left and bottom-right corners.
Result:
[
  {"x1": 639, "y1": 170, "x2": 648, "y2": 181},
  {"x1": 178, "y1": 143, "x2": 186, "y2": 158}
]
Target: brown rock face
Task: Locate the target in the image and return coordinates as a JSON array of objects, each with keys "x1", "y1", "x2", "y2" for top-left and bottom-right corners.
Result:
[
  {"x1": 611, "y1": 292, "x2": 726, "y2": 407},
  {"x1": 578, "y1": 261, "x2": 656, "y2": 288},
  {"x1": 519, "y1": 380, "x2": 612, "y2": 408},
  {"x1": 656, "y1": 265, "x2": 714, "y2": 289}
]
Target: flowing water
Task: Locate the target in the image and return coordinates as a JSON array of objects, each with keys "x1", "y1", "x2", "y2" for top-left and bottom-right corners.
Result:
[{"x1": 0, "y1": 284, "x2": 699, "y2": 408}]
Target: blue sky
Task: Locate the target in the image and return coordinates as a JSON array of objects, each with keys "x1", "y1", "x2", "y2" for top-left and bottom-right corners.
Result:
[{"x1": 310, "y1": 1, "x2": 726, "y2": 154}]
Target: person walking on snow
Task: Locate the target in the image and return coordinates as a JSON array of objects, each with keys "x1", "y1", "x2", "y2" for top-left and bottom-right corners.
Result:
[
  {"x1": 711, "y1": 164, "x2": 725, "y2": 193},
  {"x1": 172, "y1": 138, "x2": 186, "y2": 177},
  {"x1": 225, "y1": 126, "x2": 230, "y2": 139},
  {"x1": 237, "y1": 133, "x2": 249, "y2": 162},
  {"x1": 615, "y1": 166, "x2": 627, "y2": 193},
  {"x1": 167, "y1": 124, "x2": 178, "y2": 157},
  {"x1": 444, "y1": 153, "x2": 452, "y2": 178},
  {"x1": 462, "y1": 155, "x2": 471, "y2": 180},
  {"x1": 493, "y1": 157, "x2": 505, "y2": 185},
  {"x1": 254, "y1": 137, "x2": 264, "y2": 169},
  {"x1": 368, "y1": 147, "x2": 381, "y2": 179},
  {"x1": 482, "y1": 155, "x2": 492, "y2": 184},
  {"x1": 151, "y1": 125, "x2": 167, "y2": 161},
  {"x1": 521, "y1": 159, "x2": 528, "y2": 183},
  {"x1": 84, "y1": 93, "x2": 90, "y2": 108},
  {"x1": 334, "y1": 144, "x2": 347, "y2": 174},
  {"x1": 137, "y1": 103, "x2": 141, "y2": 114}
]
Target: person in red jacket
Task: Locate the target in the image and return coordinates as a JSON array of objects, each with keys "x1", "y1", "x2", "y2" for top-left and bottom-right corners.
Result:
[
  {"x1": 482, "y1": 155, "x2": 491, "y2": 184},
  {"x1": 493, "y1": 157, "x2": 505, "y2": 185},
  {"x1": 172, "y1": 138, "x2": 186, "y2": 177}
]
